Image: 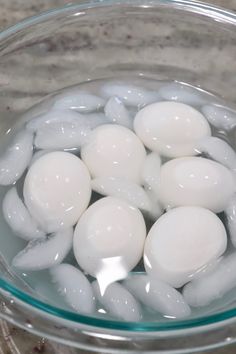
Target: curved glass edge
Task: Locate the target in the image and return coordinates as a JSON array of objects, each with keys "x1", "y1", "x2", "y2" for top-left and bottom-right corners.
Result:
[
  {"x1": 0, "y1": 316, "x2": 236, "y2": 354},
  {"x1": 0, "y1": 0, "x2": 235, "y2": 333},
  {"x1": 0, "y1": 0, "x2": 235, "y2": 41},
  {"x1": 1, "y1": 278, "x2": 236, "y2": 332}
]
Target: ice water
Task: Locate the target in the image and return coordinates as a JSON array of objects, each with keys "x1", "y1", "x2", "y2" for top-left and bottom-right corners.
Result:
[{"x1": 0, "y1": 77, "x2": 236, "y2": 323}]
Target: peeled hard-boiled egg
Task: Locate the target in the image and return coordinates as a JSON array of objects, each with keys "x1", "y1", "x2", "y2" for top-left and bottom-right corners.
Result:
[
  {"x1": 24, "y1": 151, "x2": 91, "y2": 233},
  {"x1": 144, "y1": 206, "x2": 227, "y2": 288},
  {"x1": 73, "y1": 197, "x2": 146, "y2": 281},
  {"x1": 81, "y1": 124, "x2": 146, "y2": 183},
  {"x1": 134, "y1": 101, "x2": 211, "y2": 157},
  {"x1": 158, "y1": 157, "x2": 235, "y2": 213}
]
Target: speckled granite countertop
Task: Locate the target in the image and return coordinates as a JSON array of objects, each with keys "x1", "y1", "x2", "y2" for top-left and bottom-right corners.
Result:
[
  {"x1": 0, "y1": 1, "x2": 236, "y2": 353},
  {"x1": 0, "y1": 0, "x2": 235, "y2": 30}
]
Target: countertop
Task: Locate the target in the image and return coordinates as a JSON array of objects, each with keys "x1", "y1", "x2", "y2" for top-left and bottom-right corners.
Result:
[
  {"x1": 0, "y1": 0, "x2": 236, "y2": 353},
  {"x1": 0, "y1": 0, "x2": 235, "y2": 31}
]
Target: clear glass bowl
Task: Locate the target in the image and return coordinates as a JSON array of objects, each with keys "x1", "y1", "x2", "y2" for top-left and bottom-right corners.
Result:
[{"x1": 0, "y1": 0, "x2": 236, "y2": 352}]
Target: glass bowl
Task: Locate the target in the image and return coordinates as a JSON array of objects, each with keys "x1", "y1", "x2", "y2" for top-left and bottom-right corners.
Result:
[{"x1": 0, "y1": 0, "x2": 236, "y2": 352}]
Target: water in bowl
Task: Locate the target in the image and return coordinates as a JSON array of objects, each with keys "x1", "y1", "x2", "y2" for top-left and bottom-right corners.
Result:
[{"x1": 0, "y1": 77, "x2": 236, "y2": 323}]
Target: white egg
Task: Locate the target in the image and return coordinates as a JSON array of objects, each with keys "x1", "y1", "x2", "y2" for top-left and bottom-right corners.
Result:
[
  {"x1": 144, "y1": 206, "x2": 227, "y2": 288},
  {"x1": 2, "y1": 187, "x2": 45, "y2": 241},
  {"x1": 195, "y1": 137, "x2": 236, "y2": 171},
  {"x1": 104, "y1": 96, "x2": 132, "y2": 129},
  {"x1": 81, "y1": 124, "x2": 146, "y2": 183},
  {"x1": 50, "y1": 264, "x2": 95, "y2": 314},
  {"x1": 158, "y1": 157, "x2": 235, "y2": 213},
  {"x1": 92, "y1": 281, "x2": 142, "y2": 321},
  {"x1": 123, "y1": 274, "x2": 191, "y2": 319},
  {"x1": 24, "y1": 151, "x2": 91, "y2": 233},
  {"x1": 73, "y1": 197, "x2": 146, "y2": 281},
  {"x1": 225, "y1": 194, "x2": 236, "y2": 247},
  {"x1": 183, "y1": 253, "x2": 236, "y2": 307},
  {"x1": 134, "y1": 101, "x2": 211, "y2": 158},
  {"x1": 201, "y1": 104, "x2": 236, "y2": 131},
  {"x1": 0, "y1": 130, "x2": 33, "y2": 185},
  {"x1": 12, "y1": 228, "x2": 73, "y2": 270}
]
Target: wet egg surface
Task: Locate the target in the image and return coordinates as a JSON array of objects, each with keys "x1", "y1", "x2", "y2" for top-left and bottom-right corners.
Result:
[
  {"x1": 23, "y1": 151, "x2": 91, "y2": 233},
  {"x1": 134, "y1": 101, "x2": 211, "y2": 157},
  {"x1": 81, "y1": 124, "x2": 146, "y2": 183},
  {"x1": 158, "y1": 157, "x2": 235, "y2": 213},
  {"x1": 144, "y1": 206, "x2": 227, "y2": 288},
  {"x1": 73, "y1": 197, "x2": 146, "y2": 279}
]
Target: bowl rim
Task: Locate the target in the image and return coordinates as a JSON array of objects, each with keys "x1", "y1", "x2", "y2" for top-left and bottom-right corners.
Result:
[
  {"x1": 2, "y1": 276, "x2": 236, "y2": 332},
  {"x1": 0, "y1": 0, "x2": 236, "y2": 333},
  {"x1": 0, "y1": 0, "x2": 236, "y2": 41}
]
